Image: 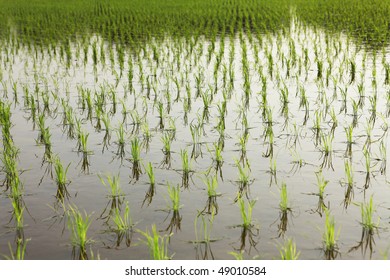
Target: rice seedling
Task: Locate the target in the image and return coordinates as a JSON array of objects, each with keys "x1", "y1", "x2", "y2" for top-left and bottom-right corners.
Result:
[
  {"x1": 201, "y1": 175, "x2": 221, "y2": 215},
  {"x1": 210, "y1": 142, "x2": 224, "y2": 179},
  {"x1": 342, "y1": 159, "x2": 354, "y2": 209},
  {"x1": 110, "y1": 202, "x2": 133, "y2": 247},
  {"x1": 319, "y1": 133, "x2": 334, "y2": 170},
  {"x1": 5, "y1": 238, "x2": 30, "y2": 260},
  {"x1": 278, "y1": 238, "x2": 300, "y2": 260},
  {"x1": 344, "y1": 124, "x2": 354, "y2": 158},
  {"x1": 236, "y1": 196, "x2": 258, "y2": 252},
  {"x1": 190, "y1": 122, "x2": 203, "y2": 159},
  {"x1": 193, "y1": 212, "x2": 217, "y2": 260},
  {"x1": 165, "y1": 183, "x2": 182, "y2": 233},
  {"x1": 99, "y1": 173, "x2": 125, "y2": 220},
  {"x1": 115, "y1": 123, "x2": 126, "y2": 160},
  {"x1": 322, "y1": 210, "x2": 339, "y2": 260},
  {"x1": 138, "y1": 224, "x2": 172, "y2": 260},
  {"x1": 160, "y1": 132, "x2": 172, "y2": 168},
  {"x1": 363, "y1": 146, "x2": 372, "y2": 189},
  {"x1": 180, "y1": 149, "x2": 192, "y2": 189},
  {"x1": 235, "y1": 159, "x2": 252, "y2": 201},
  {"x1": 278, "y1": 182, "x2": 292, "y2": 237},
  {"x1": 142, "y1": 162, "x2": 156, "y2": 207},
  {"x1": 53, "y1": 156, "x2": 71, "y2": 202},
  {"x1": 77, "y1": 130, "x2": 91, "y2": 173},
  {"x1": 349, "y1": 196, "x2": 379, "y2": 258},
  {"x1": 379, "y1": 140, "x2": 387, "y2": 175},
  {"x1": 66, "y1": 205, "x2": 93, "y2": 260},
  {"x1": 130, "y1": 137, "x2": 142, "y2": 180}
]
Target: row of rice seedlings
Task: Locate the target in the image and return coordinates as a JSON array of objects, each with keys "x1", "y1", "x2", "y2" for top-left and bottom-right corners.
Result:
[{"x1": 0, "y1": 101, "x2": 30, "y2": 259}]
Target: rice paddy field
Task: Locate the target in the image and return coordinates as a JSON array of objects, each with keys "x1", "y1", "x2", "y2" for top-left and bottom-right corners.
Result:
[{"x1": 1, "y1": 0, "x2": 390, "y2": 260}]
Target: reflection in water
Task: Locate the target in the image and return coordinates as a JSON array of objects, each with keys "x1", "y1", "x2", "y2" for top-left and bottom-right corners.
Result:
[
  {"x1": 142, "y1": 184, "x2": 156, "y2": 207},
  {"x1": 165, "y1": 210, "x2": 182, "y2": 233},
  {"x1": 349, "y1": 228, "x2": 377, "y2": 259},
  {"x1": 193, "y1": 213, "x2": 218, "y2": 260},
  {"x1": 277, "y1": 210, "x2": 289, "y2": 238},
  {"x1": 237, "y1": 226, "x2": 259, "y2": 253}
]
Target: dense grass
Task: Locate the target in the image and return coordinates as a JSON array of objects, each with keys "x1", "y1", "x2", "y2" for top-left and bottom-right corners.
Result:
[
  {"x1": 1, "y1": 0, "x2": 390, "y2": 47},
  {"x1": 0, "y1": 0, "x2": 290, "y2": 46}
]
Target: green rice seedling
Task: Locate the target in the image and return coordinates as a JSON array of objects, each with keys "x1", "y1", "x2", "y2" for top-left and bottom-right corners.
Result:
[
  {"x1": 11, "y1": 196, "x2": 24, "y2": 230},
  {"x1": 229, "y1": 250, "x2": 244, "y2": 260},
  {"x1": 211, "y1": 142, "x2": 224, "y2": 179},
  {"x1": 263, "y1": 125, "x2": 274, "y2": 158},
  {"x1": 349, "y1": 59, "x2": 356, "y2": 84},
  {"x1": 142, "y1": 162, "x2": 156, "y2": 207},
  {"x1": 138, "y1": 224, "x2": 172, "y2": 260},
  {"x1": 78, "y1": 130, "x2": 91, "y2": 173},
  {"x1": 235, "y1": 159, "x2": 252, "y2": 201},
  {"x1": 201, "y1": 175, "x2": 220, "y2": 215},
  {"x1": 363, "y1": 146, "x2": 372, "y2": 189},
  {"x1": 279, "y1": 182, "x2": 290, "y2": 212},
  {"x1": 343, "y1": 159, "x2": 354, "y2": 209},
  {"x1": 364, "y1": 120, "x2": 373, "y2": 151},
  {"x1": 369, "y1": 94, "x2": 377, "y2": 125},
  {"x1": 201, "y1": 90, "x2": 212, "y2": 122},
  {"x1": 166, "y1": 183, "x2": 182, "y2": 233},
  {"x1": 278, "y1": 238, "x2": 300, "y2": 260},
  {"x1": 99, "y1": 173, "x2": 124, "y2": 219},
  {"x1": 351, "y1": 98, "x2": 359, "y2": 127},
  {"x1": 236, "y1": 196, "x2": 258, "y2": 251},
  {"x1": 193, "y1": 212, "x2": 217, "y2": 260},
  {"x1": 315, "y1": 169, "x2": 329, "y2": 215},
  {"x1": 180, "y1": 149, "x2": 192, "y2": 188},
  {"x1": 379, "y1": 140, "x2": 387, "y2": 175},
  {"x1": 278, "y1": 182, "x2": 291, "y2": 237},
  {"x1": 319, "y1": 133, "x2": 334, "y2": 170},
  {"x1": 361, "y1": 196, "x2": 379, "y2": 233},
  {"x1": 115, "y1": 123, "x2": 126, "y2": 160},
  {"x1": 129, "y1": 110, "x2": 143, "y2": 134},
  {"x1": 141, "y1": 122, "x2": 152, "y2": 151},
  {"x1": 111, "y1": 202, "x2": 133, "y2": 247},
  {"x1": 344, "y1": 125, "x2": 354, "y2": 158},
  {"x1": 349, "y1": 195, "x2": 380, "y2": 258},
  {"x1": 160, "y1": 132, "x2": 172, "y2": 168},
  {"x1": 130, "y1": 137, "x2": 142, "y2": 180},
  {"x1": 101, "y1": 112, "x2": 111, "y2": 150},
  {"x1": 66, "y1": 205, "x2": 93, "y2": 260},
  {"x1": 238, "y1": 132, "x2": 249, "y2": 164},
  {"x1": 312, "y1": 110, "x2": 322, "y2": 145},
  {"x1": 190, "y1": 122, "x2": 203, "y2": 159},
  {"x1": 156, "y1": 101, "x2": 165, "y2": 130},
  {"x1": 323, "y1": 210, "x2": 339, "y2": 260},
  {"x1": 6, "y1": 238, "x2": 29, "y2": 260},
  {"x1": 53, "y1": 157, "x2": 70, "y2": 201}
]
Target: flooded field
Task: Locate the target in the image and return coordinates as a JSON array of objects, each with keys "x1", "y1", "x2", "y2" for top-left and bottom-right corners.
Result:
[{"x1": 1, "y1": 0, "x2": 390, "y2": 260}]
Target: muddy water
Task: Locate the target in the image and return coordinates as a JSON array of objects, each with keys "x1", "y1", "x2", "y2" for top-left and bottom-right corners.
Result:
[{"x1": 1, "y1": 21, "x2": 390, "y2": 259}]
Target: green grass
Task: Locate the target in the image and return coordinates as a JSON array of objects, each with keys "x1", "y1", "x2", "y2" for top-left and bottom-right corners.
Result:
[
  {"x1": 53, "y1": 156, "x2": 71, "y2": 200},
  {"x1": 66, "y1": 205, "x2": 93, "y2": 260},
  {"x1": 323, "y1": 210, "x2": 339, "y2": 259},
  {"x1": 138, "y1": 224, "x2": 172, "y2": 260},
  {"x1": 279, "y1": 238, "x2": 300, "y2": 260}
]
